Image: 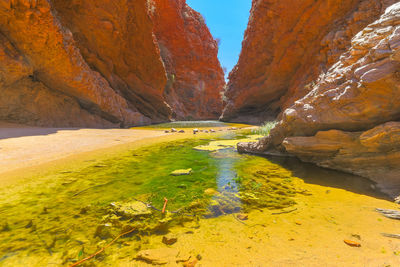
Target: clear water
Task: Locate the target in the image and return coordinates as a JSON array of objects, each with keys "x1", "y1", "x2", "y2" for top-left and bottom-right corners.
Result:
[
  {"x1": 141, "y1": 120, "x2": 242, "y2": 129},
  {"x1": 0, "y1": 131, "x2": 390, "y2": 266}
]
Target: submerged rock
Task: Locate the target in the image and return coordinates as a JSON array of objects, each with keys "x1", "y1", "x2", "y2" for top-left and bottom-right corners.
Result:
[
  {"x1": 236, "y1": 214, "x2": 249, "y2": 221},
  {"x1": 110, "y1": 201, "x2": 152, "y2": 219},
  {"x1": 170, "y1": 168, "x2": 192, "y2": 176},
  {"x1": 162, "y1": 233, "x2": 178, "y2": 245},
  {"x1": 94, "y1": 224, "x2": 113, "y2": 239},
  {"x1": 204, "y1": 188, "x2": 218, "y2": 196},
  {"x1": 136, "y1": 248, "x2": 180, "y2": 265}
]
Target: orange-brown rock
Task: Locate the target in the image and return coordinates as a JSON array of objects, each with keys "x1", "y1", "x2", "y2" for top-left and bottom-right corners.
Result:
[
  {"x1": 52, "y1": 0, "x2": 172, "y2": 123},
  {"x1": 222, "y1": 0, "x2": 397, "y2": 123},
  {"x1": 151, "y1": 0, "x2": 224, "y2": 120},
  {"x1": 0, "y1": 0, "x2": 222, "y2": 127},
  {"x1": 0, "y1": 0, "x2": 153, "y2": 127},
  {"x1": 238, "y1": 3, "x2": 400, "y2": 194},
  {"x1": 283, "y1": 122, "x2": 400, "y2": 195}
]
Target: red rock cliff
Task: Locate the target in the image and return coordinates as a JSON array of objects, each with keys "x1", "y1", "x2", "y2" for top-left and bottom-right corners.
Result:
[
  {"x1": 238, "y1": 3, "x2": 400, "y2": 195},
  {"x1": 222, "y1": 0, "x2": 397, "y2": 123},
  {"x1": 151, "y1": 0, "x2": 224, "y2": 120},
  {"x1": 0, "y1": 0, "x2": 223, "y2": 127}
]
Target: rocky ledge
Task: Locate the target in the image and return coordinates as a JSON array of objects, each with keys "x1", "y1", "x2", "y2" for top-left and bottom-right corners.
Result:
[{"x1": 238, "y1": 3, "x2": 400, "y2": 195}]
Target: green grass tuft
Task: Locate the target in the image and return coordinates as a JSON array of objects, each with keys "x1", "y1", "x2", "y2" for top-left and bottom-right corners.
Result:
[{"x1": 252, "y1": 121, "x2": 277, "y2": 136}]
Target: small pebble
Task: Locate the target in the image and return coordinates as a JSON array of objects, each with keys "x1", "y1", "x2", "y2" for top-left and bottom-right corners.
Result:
[
  {"x1": 237, "y1": 214, "x2": 249, "y2": 220},
  {"x1": 162, "y1": 233, "x2": 178, "y2": 245}
]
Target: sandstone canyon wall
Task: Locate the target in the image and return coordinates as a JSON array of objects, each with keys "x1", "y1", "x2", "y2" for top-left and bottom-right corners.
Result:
[
  {"x1": 151, "y1": 0, "x2": 224, "y2": 120},
  {"x1": 0, "y1": 0, "x2": 223, "y2": 127},
  {"x1": 238, "y1": 3, "x2": 400, "y2": 195},
  {"x1": 222, "y1": 0, "x2": 397, "y2": 123}
]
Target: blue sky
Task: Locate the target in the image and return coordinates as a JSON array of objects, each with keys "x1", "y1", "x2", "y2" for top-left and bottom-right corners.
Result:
[{"x1": 186, "y1": 0, "x2": 252, "y2": 79}]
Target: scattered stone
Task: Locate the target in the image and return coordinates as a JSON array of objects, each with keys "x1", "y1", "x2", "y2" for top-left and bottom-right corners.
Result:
[
  {"x1": 178, "y1": 130, "x2": 185, "y2": 133},
  {"x1": 79, "y1": 205, "x2": 91, "y2": 214},
  {"x1": 236, "y1": 214, "x2": 249, "y2": 221},
  {"x1": 171, "y1": 128, "x2": 177, "y2": 132},
  {"x1": 183, "y1": 258, "x2": 198, "y2": 267},
  {"x1": 25, "y1": 220, "x2": 33, "y2": 228},
  {"x1": 170, "y1": 168, "x2": 192, "y2": 176},
  {"x1": 136, "y1": 248, "x2": 179, "y2": 265},
  {"x1": 381, "y1": 233, "x2": 400, "y2": 239},
  {"x1": 376, "y1": 208, "x2": 400, "y2": 220},
  {"x1": 162, "y1": 233, "x2": 178, "y2": 245},
  {"x1": 94, "y1": 224, "x2": 113, "y2": 239},
  {"x1": 0, "y1": 222, "x2": 10, "y2": 232},
  {"x1": 210, "y1": 129, "x2": 216, "y2": 133},
  {"x1": 204, "y1": 130, "x2": 209, "y2": 133},
  {"x1": 344, "y1": 240, "x2": 361, "y2": 247},
  {"x1": 204, "y1": 188, "x2": 218, "y2": 196},
  {"x1": 110, "y1": 201, "x2": 152, "y2": 218},
  {"x1": 295, "y1": 221, "x2": 302, "y2": 225},
  {"x1": 193, "y1": 129, "x2": 199, "y2": 134},
  {"x1": 164, "y1": 130, "x2": 170, "y2": 133}
]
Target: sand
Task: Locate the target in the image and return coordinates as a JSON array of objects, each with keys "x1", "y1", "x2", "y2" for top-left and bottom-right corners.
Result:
[{"x1": 0, "y1": 122, "x2": 171, "y2": 177}]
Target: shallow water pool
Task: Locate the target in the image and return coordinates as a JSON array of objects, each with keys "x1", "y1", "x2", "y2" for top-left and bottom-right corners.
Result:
[{"x1": 0, "y1": 131, "x2": 399, "y2": 266}]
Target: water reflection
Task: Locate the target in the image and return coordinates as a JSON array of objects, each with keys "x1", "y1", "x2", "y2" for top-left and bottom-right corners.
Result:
[{"x1": 208, "y1": 148, "x2": 242, "y2": 215}]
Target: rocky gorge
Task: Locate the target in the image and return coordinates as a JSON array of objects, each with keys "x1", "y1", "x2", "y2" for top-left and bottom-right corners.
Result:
[
  {"x1": 0, "y1": 0, "x2": 224, "y2": 127},
  {"x1": 236, "y1": 2, "x2": 400, "y2": 195}
]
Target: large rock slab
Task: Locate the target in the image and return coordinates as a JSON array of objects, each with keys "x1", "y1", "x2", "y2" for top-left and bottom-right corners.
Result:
[{"x1": 283, "y1": 122, "x2": 400, "y2": 195}]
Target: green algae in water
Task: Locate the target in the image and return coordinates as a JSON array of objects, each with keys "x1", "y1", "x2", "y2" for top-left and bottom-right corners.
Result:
[{"x1": 0, "y1": 134, "x2": 337, "y2": 266}]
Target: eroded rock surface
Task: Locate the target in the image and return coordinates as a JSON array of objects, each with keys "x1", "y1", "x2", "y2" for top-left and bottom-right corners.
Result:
[
  {"x1": 0, "y1": 0, "x2": 223, "y2": 127},
  {"x1": 151, "y1": 0, "x2": 224, "y2": 120},
  {"x1": 238, "y1": 3, "x2": 400, "y2": 194},
  {"x1": 222, "y1": 0, "x2": 397, "y2": 123}
]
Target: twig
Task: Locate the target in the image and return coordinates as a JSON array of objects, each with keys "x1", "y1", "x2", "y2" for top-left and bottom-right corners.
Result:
[
  {"x1": 69, "y1": 227, "x2": 135, "y2": 267},
  {"x1": 162, "y1": 198, "x2": 168, "y2": 213},
  {"x1": 272, "y1": 208, "x2": 297, "y2": 215},
  {"x1": 381, "y1": 233, "x2": 400, "y2": 239}
]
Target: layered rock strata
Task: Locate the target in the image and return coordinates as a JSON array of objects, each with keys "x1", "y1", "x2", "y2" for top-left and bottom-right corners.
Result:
[
  {"x1": 238, "y1": 3, "x2": 400, "y2": 194},
  {"x1": 222, "y1": 0, "x2": 398, "y2": 123},
  {"x1": 0, "y1": 0, "x2": 223, "y2": 127},
  {"x1": 151, "y1": 0, "x2": 224, "y2": 120}
]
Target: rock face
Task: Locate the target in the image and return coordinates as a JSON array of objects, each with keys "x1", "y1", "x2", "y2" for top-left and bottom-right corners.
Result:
[
  {"x1": 222, "y1": 0, "x2": 397, "y2": 123},
  {"x1": 238, "y1": 3, "x2": 400, "y2": 194},
  {"x1": 0, "y1": 0, "x2": 223, "y2": 127},
  {"x1": 151, "y1": 0, "x2": 224, "y2": 120}
]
